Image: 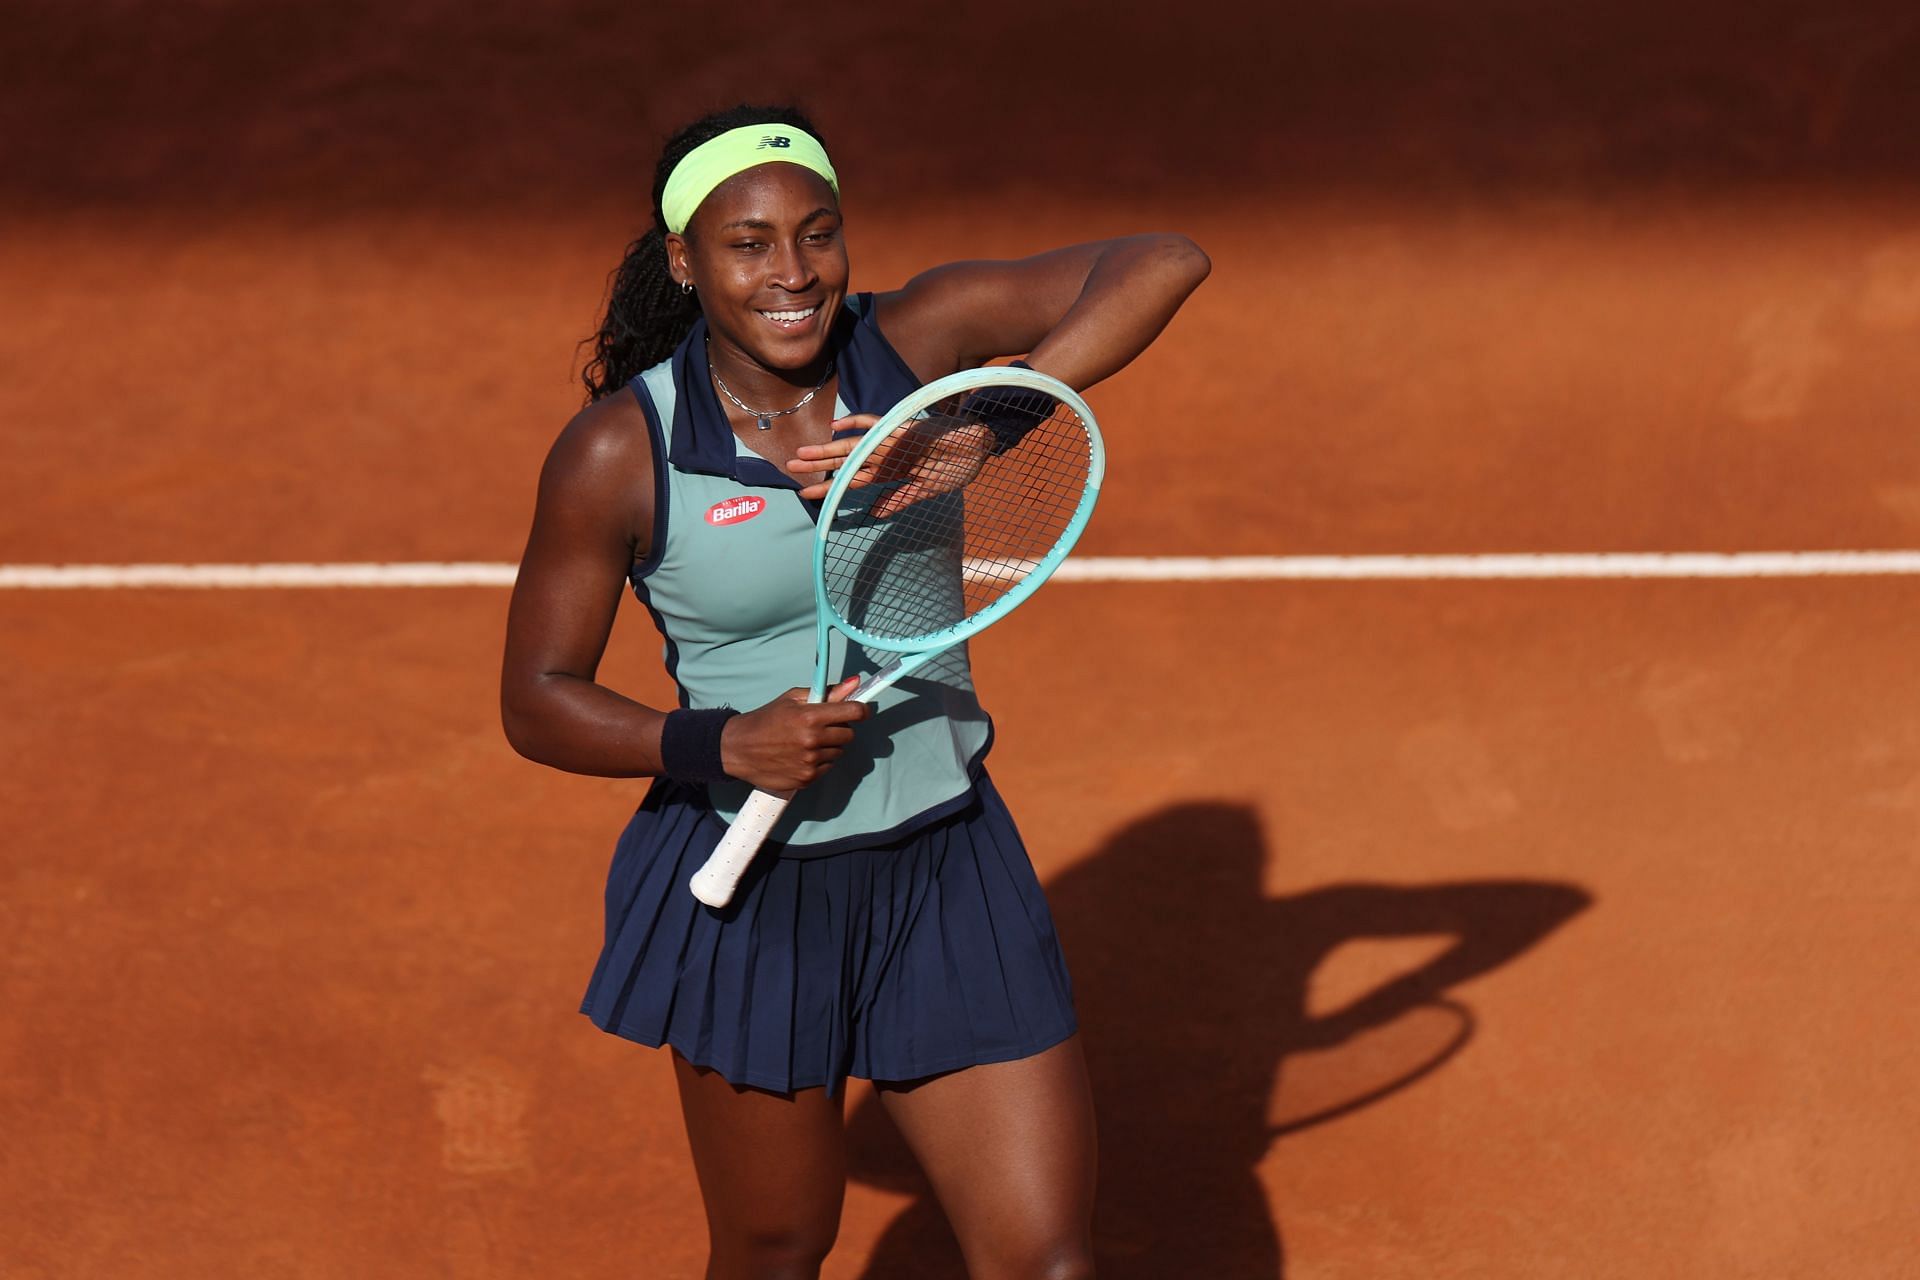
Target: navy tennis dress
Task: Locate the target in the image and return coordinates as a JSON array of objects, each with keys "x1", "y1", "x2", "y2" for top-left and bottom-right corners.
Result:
[{"x1": 578, "y1": 296, "x2": 1078, "y2": 1095}]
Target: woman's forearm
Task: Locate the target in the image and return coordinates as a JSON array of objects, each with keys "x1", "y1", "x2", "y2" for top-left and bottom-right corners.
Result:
[
  {"x1": 501, "y1": 672, "x2": 670, "y2": 778},
  {"x1": 1025, "y1": 234, "x2": 1211, "y2": 388}
]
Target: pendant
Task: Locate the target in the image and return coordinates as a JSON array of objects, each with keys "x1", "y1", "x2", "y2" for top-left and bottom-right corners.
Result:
[{"x1": 756, "y1": 415, "x2": 772, "y2": 431}]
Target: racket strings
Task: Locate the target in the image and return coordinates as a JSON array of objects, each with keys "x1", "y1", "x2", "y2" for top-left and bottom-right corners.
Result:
[{"x1": 821, "y1": 388, "x2": 1092, "y2": 643}]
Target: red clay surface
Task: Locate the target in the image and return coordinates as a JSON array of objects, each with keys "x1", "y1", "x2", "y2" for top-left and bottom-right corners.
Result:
[{"x1": 6, "y1": 4, "x2": 1920, "y2": 1277}]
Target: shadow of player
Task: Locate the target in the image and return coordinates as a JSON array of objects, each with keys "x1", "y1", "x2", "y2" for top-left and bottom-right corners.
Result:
[{"x1": 844, "y1": 800, "x2": 1591, "y2": 1277}]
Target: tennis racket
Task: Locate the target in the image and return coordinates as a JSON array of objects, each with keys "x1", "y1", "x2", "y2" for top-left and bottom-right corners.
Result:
[{"x1": 688, "y1": 365, "x2": 1104, "y2": 907}]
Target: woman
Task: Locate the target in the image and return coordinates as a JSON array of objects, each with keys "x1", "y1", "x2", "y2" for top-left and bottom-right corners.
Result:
[{"x1": 501, "y1": 103, "x2": 1208, "y2": 1279}]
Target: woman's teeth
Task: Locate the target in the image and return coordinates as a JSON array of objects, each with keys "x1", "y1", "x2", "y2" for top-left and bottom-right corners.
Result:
[{"x1": 761, "y1": 307, "x2": 818, "y2": 326}]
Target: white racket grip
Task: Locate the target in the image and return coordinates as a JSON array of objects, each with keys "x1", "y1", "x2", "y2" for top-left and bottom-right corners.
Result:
[
  {"x1": 844, "y1": 656, "x2": 908, "y2": 703},
  {"x1": 689, "y1": 787, "x2": 797, "y2": 908}
]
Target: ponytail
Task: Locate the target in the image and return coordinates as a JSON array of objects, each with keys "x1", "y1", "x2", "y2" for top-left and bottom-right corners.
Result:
[{"x1": 580, "y1": 225, "x2": 699, "y2": 401}]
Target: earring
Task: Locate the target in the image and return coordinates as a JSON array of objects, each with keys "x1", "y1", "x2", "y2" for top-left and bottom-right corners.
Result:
[{"x1": 680, "y1": 280, "x2": 694, "y2": 296}]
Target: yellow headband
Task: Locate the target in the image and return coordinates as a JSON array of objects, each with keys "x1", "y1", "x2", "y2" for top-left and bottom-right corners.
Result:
[{"x1": 660, "y1": 124, "x2": 840, "y2": 235}]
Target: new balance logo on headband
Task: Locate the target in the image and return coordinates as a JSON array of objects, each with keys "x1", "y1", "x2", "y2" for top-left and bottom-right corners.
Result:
[{"x1": 757, "y1": 135, "x2": 792, "y2": 149}]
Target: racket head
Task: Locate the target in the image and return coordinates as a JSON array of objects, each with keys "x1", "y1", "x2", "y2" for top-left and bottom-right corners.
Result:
[{"x1": 810, "y1": 367, "x2": 1105, "y2": 664}]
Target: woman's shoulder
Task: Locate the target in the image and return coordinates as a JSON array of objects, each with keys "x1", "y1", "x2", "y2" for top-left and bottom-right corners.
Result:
[
  {"x1": 535, "y1": 386, "x2": 656, "y2": 522},
  {"x1": 864, "y1": 282, "x2": 960, "y2": 384},
  {"x1": 556, "y1": 382, "x2": 652, "y2": 458}
]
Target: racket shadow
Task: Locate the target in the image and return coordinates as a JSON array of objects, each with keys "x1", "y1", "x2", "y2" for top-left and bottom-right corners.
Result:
[{"x1": 844, "y1": 801, "x2": 1590, "y2": 1278}]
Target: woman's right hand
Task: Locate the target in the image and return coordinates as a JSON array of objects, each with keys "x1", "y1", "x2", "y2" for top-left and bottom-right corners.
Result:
[{"x1": 719, "y1": 675, "x2": 872, "y2": 792}]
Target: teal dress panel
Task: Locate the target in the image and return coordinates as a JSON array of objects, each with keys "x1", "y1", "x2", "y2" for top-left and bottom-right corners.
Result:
[{"x1": 628, "y1": 297, "x2": 992, "y2": 856}]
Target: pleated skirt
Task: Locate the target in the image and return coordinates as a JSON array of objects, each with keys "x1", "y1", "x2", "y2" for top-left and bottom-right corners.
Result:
[{"x1": 579, "y1": 771, "x2": 1078, "y2": 1096}]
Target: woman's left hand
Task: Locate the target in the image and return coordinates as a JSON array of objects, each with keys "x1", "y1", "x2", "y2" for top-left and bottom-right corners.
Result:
[
  {"x1": 786, "y1": 414, "x2": 878, "y2": 500},
  {"x1": 787, "y1": 412, "x2": 996, "y2": 516}
]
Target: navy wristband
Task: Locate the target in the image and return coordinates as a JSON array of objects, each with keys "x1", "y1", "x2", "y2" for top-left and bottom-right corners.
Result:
[
  {"x1": 962, "y1": 360, "x2": 1058, "y2": 455},
  {"x1": 659, "y1": 707, "x2": 738, "y2": 783}
]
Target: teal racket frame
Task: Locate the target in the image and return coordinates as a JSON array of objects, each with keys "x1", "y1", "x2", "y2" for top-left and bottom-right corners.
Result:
[
  {"x1": 690, "y1": 365, "x2": 1103, "y2": 908},
  {"x1": 805, "y1": 365, "x2": 1107, "y2": 701}
]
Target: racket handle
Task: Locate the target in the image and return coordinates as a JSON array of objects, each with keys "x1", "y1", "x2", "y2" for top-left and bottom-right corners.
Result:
[
  {"x1": 688, "y1": 787, "x2": 796, "y2": 908},
  {"x1": 843, "y1": 657, "x2": 908, "y2": 703},
  {"x1": 687, "y1": 663, "x2": 916, "y2": 906}
]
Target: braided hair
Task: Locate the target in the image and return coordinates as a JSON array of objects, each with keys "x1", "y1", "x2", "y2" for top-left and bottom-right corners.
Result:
[{"x1": 581, "y1": 104, "x2": 830, "y2": 403}]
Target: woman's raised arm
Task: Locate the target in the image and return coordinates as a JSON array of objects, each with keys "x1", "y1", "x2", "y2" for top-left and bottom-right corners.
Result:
[{"x1": 875, "y1": 233, "x2": 1211, "y2": 387}]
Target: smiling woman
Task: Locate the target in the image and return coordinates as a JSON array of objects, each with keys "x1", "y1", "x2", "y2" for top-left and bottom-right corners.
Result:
[
  {"x1": 501, "y1": 102, "x2": 1209, "y2": 1278},
  {"x1": 664, "y1": 125, "x2": 848, "y2": 427}
]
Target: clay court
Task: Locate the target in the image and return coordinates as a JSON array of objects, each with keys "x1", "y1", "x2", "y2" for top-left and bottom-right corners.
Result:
[{"x1": 5, "y1": 3, "x2": 1920, "y2": 1276}]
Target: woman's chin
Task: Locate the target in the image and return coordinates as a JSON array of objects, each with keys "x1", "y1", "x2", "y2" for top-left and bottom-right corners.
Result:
[
  {"x1": 716, "y1": 296, "x2": 840, "y2": 371},
  {"x1": 736, "y1": 332, "x2": 832, "y2": 375}
]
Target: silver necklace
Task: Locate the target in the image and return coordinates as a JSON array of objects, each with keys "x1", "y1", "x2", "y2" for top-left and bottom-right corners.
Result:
[{"x1": 708, "y1": 343, "x2": 835, "y2": 431}]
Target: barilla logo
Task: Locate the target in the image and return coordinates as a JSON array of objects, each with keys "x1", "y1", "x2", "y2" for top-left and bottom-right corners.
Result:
[{"x1": 706, "y1": 495, "x2": 767, "y2": 527}]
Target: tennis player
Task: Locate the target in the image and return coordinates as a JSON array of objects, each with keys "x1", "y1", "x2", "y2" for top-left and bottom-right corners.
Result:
[{"x1": 500, "y1": 104, "x2": 1208, "y2": 1278}]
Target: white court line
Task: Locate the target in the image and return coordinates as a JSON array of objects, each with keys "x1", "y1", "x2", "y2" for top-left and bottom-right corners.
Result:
[
  {"x1": 4, "y1": 552, "x2": 1920, "y2": 589},
  {"x1": 1061, "y1": 552, "x2": 1920, "y2": 581}
]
